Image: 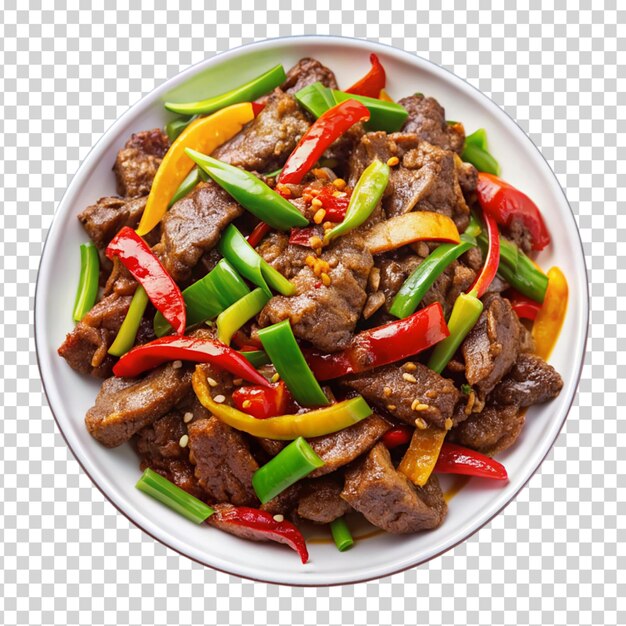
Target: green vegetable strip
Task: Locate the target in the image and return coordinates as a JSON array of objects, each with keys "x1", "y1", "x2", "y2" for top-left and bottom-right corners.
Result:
[
  {"x1": 169, "y1": 167, "x2": 202, "y2": 207},
  {"x1": 461, "y1": 143, "x2": 501, "y2": 176},
  {"x1": 72, "y1": 242, "x2": 100, "y2": 322},
  {"x1": 465, "y1": 128, "x2": 488, "y2": 150},
  {"x1": 165, "y1": 114, "x2": 199, "y2": 142},
  {"x1": 330, "y1": 517, "x2": 354, "y2": 552},
  {"x1": 219, "y1": 224, "x2": 296, "y2": 297},
  {"x1": 258, "y1": 319, "x2": 330, "y2": 407},
  {"x1": 263, "y1": 167, "x2": 283, "y2": 178},
  {"x1": 108, "y1": 286, "x2": 149, "y2": 357},
  {"x1": 251, "y1": 437, "x2": 324, "y2": 504},
  {"x1": 187, "y1": 149, "x2": 308, "y2": 230},
  {"x1": 154, "y1": 259, "x2": 250, "y2": 336},
  {"x1": 332, "y1": 90, "x2": 408, "y2": 133},
  {"x1": 324, "y1": 159, "x2": 390, "y2": 243},
  {"x1": 241, "y1": 350, "x2": 271, "y2": 368},
  {"x1": 165, "y1": 64, "x2": 286, "y2": 116},
  {"x1": 136, "y1": 468, "x2": 214, "y2": 524},
  {"x1": 216, "y1": 288, "x2": 270, "y2": 346},
  {"x1": 294, "y1": 82, "x2": 337, "y2": 118},
  {"x1": 427, "y1": 292, "x2": 484, "y2": 374}
]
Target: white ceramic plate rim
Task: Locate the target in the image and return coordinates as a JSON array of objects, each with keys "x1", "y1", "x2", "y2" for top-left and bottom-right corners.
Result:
[{"x1": 35, "y1": 35, "x2": 588, "y2": 586}]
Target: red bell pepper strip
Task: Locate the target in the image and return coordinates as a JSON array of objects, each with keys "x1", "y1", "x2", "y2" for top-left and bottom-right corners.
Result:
[
  {"x1": 434, "y1": 442, "x2": 508, "y2": 480},
  {"x1": 288, "y1": 225, "x2": 323, "y2": 247},
  {"x1": 509, "y1": 290, "x2": 541, "y2": 321},
  {"x1": 251, "y1": 101, "x2": 266, "y2": 116},
  {"x1": 112, "y1": 335, "x2": 270, "y2": 386},
  {"x1": 209, "y1": 505, "x2": 309, "y2": 563},
  {"x1": 232, "y1": 380, "x2": 293, "y2": 419},
  {"x1": 476, "y1": 172, "x2": 551, "y2": 251},
  {"x1": 346, "y1": 53, "x2": 386, "y2": 99},
  {"x1": 106, "y1": 226, "x2": 186, "y2": 335},
  {"x1": 382, "y1": 425, "x2": 414, "y2": 449},
  {"x1": 316, "y1": 184, "x2": 351, "y2": 221},
  {"x1": 247, "y1": 221, "x2": 272, "y2": 248},
  {"x1": 306, "y1": 302, "x2": 449, "y2": 381},
  {"x1": 467, "y1": 211, "x2": 501, "y2": 299},
  {"x1": 278, "y1": 100, "x2": 370, "y2": 185}
]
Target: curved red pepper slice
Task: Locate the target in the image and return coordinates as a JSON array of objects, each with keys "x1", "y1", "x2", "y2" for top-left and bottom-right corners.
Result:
[
  {"x1": 112, "y1": 335, "x2": 270, "y2": 386},
  {"x1": 468, "y1": 211, "x2": 501, "y2": 298},
  {"x1": 346, "y1": 53, "x2": 386, "y2": 99},
  {"x1": 434, "y1": 442, "x2": 508, "y2": 480},
  {"x1": 232, "y1": 381, "x2": 292, "y2": 419},
  {"x1": 247, "y1": 221, "x2": 272, "y2": 248},
  {"x1": 509, "y1": 290, "x2": 542, "y2": 321},
  {"x1": 106, "y1": 226, "x2": 186, "y2": 334},
  {"x1": 382, "y1": 425, "x2": 414, "y2": 449},
  {"x1": 476, "y1": 172, "x2": 550, "y2": 251}
]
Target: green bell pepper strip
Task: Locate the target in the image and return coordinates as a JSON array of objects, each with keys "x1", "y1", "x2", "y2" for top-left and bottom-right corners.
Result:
[
  {"x1": 462, "y1": 142, "x2": 501, "y2": 176},
  {"x1": 427, "y1": 292, "x2": 484, "y2": 374},
  {"x1": 219, "y1": 224, "x2": 296, "y2": 298},
  {"x1": 216, "y1": 288, "x2": 270, "y2": 346},
  {"x1": 187, "y1": 149, "x2": 309, "y2": 230},
  {"x1": 154, "y1": 259, "x2": 250, "y2": 336},
  {"x1": 330, "y1": 517, "x2": 354, "y2": 552},
  {"x1": 108, "y1": 286, "x2": 149, "y2": 357},
  {"x1": 136, "y1": 468, "x2": 214, "y2": 524},
  {"x1": 72, "y1": 242, "x2": 100, "y2": 322},
  {"x1": 465, "y1": 128, "x2": 488, "y2": 150},
  {"x1": 324, "y1": 159, "x2": 390, "y2": 244},
  {"x1": 169, "y1": 166, "x2": 201, "y2": 207},
  {"x1": 164, "y1": 64, "x2": 286, "y2": 116},
  {"x1": 241, "y1": 350, "x2": 271, "y2": 368},
  {"x1": 165, "y1": 114, "x2": 199, "y2": 142},
  {"x1": 294, "y1": 82, "x2": 337, "y2": 118},
  {"x1": 258, "y1": 319, "x2": 330, "y2": 407},
  {"x1": 332, "y1": 90, "x2": 408, "y2": 132},
  {"x1": 252, "y1": 437, "x2": 324, "y2": 504}
]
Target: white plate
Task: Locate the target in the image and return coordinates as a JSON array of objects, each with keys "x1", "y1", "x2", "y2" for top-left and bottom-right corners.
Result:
[{"x1": 35, "y1": 36, "x2": 588, "y2": 586}]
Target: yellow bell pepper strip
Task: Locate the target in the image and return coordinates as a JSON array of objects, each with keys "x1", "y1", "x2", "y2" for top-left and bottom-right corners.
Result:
[
  {"x1": 108, "y1": 286, "x2": 149, "y2": 357},
  {"x1": 136, "y1": 103, "x2": 256, "y2": 236},
  {"x1": 164, "y1": 64, "x2": 286, "y2": 115},
  {"x1": 378, "y1": 89, "x2": 394, "y2": 102},
  {"x1": 192, "y1": 367, "x2": 372, "y2": 440},
  {"x1": 72, "y1": 242, "x2": 100, "y2": 322},
  {"x1": 532, "y1": 266, "x2": 568, "y2": 360},
  {"x1": 398, "y1": 426, "x2": 447, "y2": 487},
  {"x1": 216, "y1": 288, "x2": 270, "y2": 346},
  {"x1": 362, "y1": 212, "x2": 460, "y2": 254}
]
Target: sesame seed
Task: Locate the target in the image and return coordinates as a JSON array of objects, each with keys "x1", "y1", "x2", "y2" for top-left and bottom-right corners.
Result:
[
  {"x1": 271, "y1": 372, "x2": 280, "y2": 383},
  {"x1": 213, "y1": 394, "x2": 226, "y2": 403},
  {"x1": 415, "y1": 418, "x2": 428, "y2": 430},
  {"x1": 332, "y1": 190, "x2": 347, "y2": 198},
  {"x1": 387, "y1": 156, "x2": 400, "y2": 167},
  {"x1": 323, "y1": 221, "x2": 333, "y2": 230},
  {"x1": 207, "y1": 377, "x2": 218, "y2": 387},
  {"x1": 386, "y1": 404, "x2": 397, "y2": 411},
  {"x1": 311, "y1": 197, "x2": 323, "y2": 208},
  {"x1": 415, "y1": 403, "x2": 430, "y2": 411},
  {"x1": 233, "y1": 378, "x2": 243, "y2": 386},
  {"x1": 310, "y1": 188, "x2": 321, "y2": 196},
  {"x1": 402, "y1": 373, "x2": 417, "y2": 383},
  {"x1": 172, "y1": 360, "x2": 183, "y2": 369},
  {"x1": 403, "y1": 362, "x2": 417, "y2": 371},
  {"x1": 242, "y1": 400, "x2": 252, "y2": 409},
  {"x1": 273, "y1": 514, "x2": 284, "y2": 522},
  {"x1": 302, "y1": 193, "x2": 313, "y2": 203},
  {"x1": 383, "y1": 386, "x2": 392, "y2": 397},
  {"x1": 179, "y1": 434, "x2": 189, "y2": 448},
  {"x1": 183, "y1": 412, "x2": 193, "y2": 423},
  {"x1": 313, "y1": 208, "x2": 327, "y2": 224},
  {"x1": 332, "y1": 178, "x2": 347, "y2": 190},
  {"x1": 321, "y1": 272, "x2": 331, "y2": 286},
  {"x1": 444, "y1": 418, "x2": 453, "y2": 431},
  {"x1": 305, "y1": 255, "x2": 316, "y2": 267},
  {"x1": 309, "y1": 235, "x2": 323, "y2": 248},
  {"x1": 411, "y1": 399, "x2": 420, "y2": 411}
]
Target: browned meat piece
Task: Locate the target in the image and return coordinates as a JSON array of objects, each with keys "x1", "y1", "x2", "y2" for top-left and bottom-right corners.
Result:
[
  {"x1": 518, "y1": 323, "x2": 536, "y2": 354},
  {"x1": 462, "y1": 294, "x2": 522, "y2": 399},
  {"x1": 449, "y1": 403, "x2": 525, "y2": 456},
  {"x1": 85, "y1": 363, "x2": 192, "y2": 447},
  {"x1": 421, "y1": 262, "x2": 476, "y2": 317},
  {"x1": 398, "y1": 94, "x2": 465, "y2": 153},
  {"x1": 455, "y1": 155, "x2": 478, "y2": 198},
  {"x1": 297, "y1": 476, "x2": 350, "y2": 524},
  {"x1": 103, "y1": 258, "x2": 137, "y2": 297},
  {"x1": 341, "y1": 443, "x2": 447, "y2": 533},
  {"x1": 58, "y1": 293, "x2": 132, "y2": 378},
  {"x1": 281, "y1": 57, "x2": 338, "y2": 94},
  {"x1": 256, "y1": 231, "x2": 310, "y2": 279},
  {"x1": 187, "y1": 417, "x2": 259, "y2": 507},
  {"x1": 307, "y1": 414, "x2": 391, "y2": 477},
  {"x1": 258, "y1": 234, "x2": 373, "y2": 352},
  {"x1": 212, "y1": 88, "x2": 310, "y2": 173},
  {"x1": 505, "y1": 219, "x2": 533, "y2": 254},
  {"x1": 490, "y1": 354, "x2": 563, "y2": 407},
  {"x1": 260, "y1": 484, "x2": 301, "y2": 516},
  {"x1": 159, "y1": 181, "x2": 243, "y2": 283},
  {"x1": 342, "y1": 363, "x2": 460, "y2": 429},
  {"x1": 256, "y1": 438, "x2": 286, "y2": 457},
  {"x1": 78, "y1": 196, "x2": 147, "y2": 248},
  {"x1": 113, "y1": 128, "x2": 169, "y2": 197}
]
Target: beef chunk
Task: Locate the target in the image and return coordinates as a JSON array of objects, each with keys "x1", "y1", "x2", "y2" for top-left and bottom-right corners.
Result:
[
  {"x1": 113, "y1": 128, "x2": 169, "y2": 197},
  {"x1": 103, "y1": 258, "x2": 137, "y2": 297},
  {"x1": 78, "y1": 196, "x2": 146, "y2": 248},
  {"x1": 259, "y1": 234, "x2": 373, "y2": 352},
  {"x1": 490, "y1": 354, "x2": 563, "y2": 407},
  {"x1": 341, "y1": 443, "x2": 446, "y2": 533},
  {"x1": 260, "y1": 483, "x2": 301, "y2": 517},
  {"x1": 398, "y1": 93, "x2": 465, "y2": 153},
  {"x1": 158, "y1": 181, "x2": 243, "y2": 283},
  {"x1": 58, "y1": 293, "x2": 132, "y2": 378},
  {"x1": 281, "y1": 57, "x2": 338, "y2": 94},
  {"x1": 212, "y1": 88, "x2": 310, "y2": 173},
  {"x1": 505, "y1": 218, "x2": 534, "y2": 255},
  {"x1": 187, "y1": 417, "x2": 259, "y2": 506},
  {"x1": 85, "y1": 363, "x2": 192, "y2": 447},
  {"x1": 297, "y1": 476, "x2": 350, "y2": 524},
  {"x1": 461, "y1": 294, "x2": 522, "y2": 398},
  {"x1": 421, "y1": 262, "x2": 476, "y2": 318},
  {"x1": 256, "y1": 231, "x2": 310, "y2": 279},
  {"x1": 342, "y1": 363, "x2": 460, "y2": 429}
]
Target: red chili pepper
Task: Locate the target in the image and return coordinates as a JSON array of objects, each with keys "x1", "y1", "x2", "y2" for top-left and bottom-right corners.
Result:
[
  {"x1": 382, "y1": 425, "x2": 414, "y2": 449},
  {"x1": 247, "y1": 221, "x2": 271, "y2": 248},
  {"x1": 231, "y1": 331, "x2": 262, "y2": 351},
  {"x1": 210, "y1": 505, "x2": 309, "y2": 563},
  {"x1": 288, "y1": 225, "x2": 324, "y2": 247},
  {"x1": 232, "y1": 380, "x2": 292, "y2": 419},
  {"x1": 434, "y1": 442, "x2": 508, "y2": 480},
  {"x1": 476, "y1": 172, "x2": 550, "y2": 251},
  {"x1": 346, "y1": 53, "x2": 387, "y2": 99},
  {"x1": 106, "y1": 226, "x2": 186, "y2": 334},
  {"x1": 251, "y1": 101, "x2": 266, "y2": 116},
  {"x1": 315, "y1": 184, "x2": 351, "y2": 221},
  {"x1": 112, "y1": 335, "x2": 270, "y2": 386},
  {"x1": 306, "y1": 302, "x2": 449, "y2": 381},
  {"x1": 468, "y1": 211, "x2": 501, "y2": 298},
  {"x1": 509, "y1": 290, "x2": 542, "y2": 321},
  {"x1": 278, "y1": 100, "x2": 370, "y2": 185}
]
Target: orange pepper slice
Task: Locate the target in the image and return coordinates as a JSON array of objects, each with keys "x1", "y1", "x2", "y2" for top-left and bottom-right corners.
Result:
[
  {"x1": 136, "y1": 102, "x2": 255, "y2": 236},
  {"x1": 379, "y1": 89, "x2": 394, "y2": 102},
  {"x1": 398, "y1": 426, "x2": 447, "y2": 487},
  {"x1": 532, "y1": 266, "x2": 568, "y2": 360}
]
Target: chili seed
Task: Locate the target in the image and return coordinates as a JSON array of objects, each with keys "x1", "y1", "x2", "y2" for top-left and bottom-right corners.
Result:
[
  {"x1": 386, "y1": 156, "x2": 400, "y2": 167},
  {"x1": 311, "y1": 198, "x2": 323, "y2": 208},
  {"x1": 403, "y1": 362, "x2": 417, "y2": 372},
  {"x1": 207, "y1": 377, "x2": 218, "y2": 387},
  {"x1": 305, "y1": 255, "x2": 316, "y2": 267},
  {"x1": 415, "y1": 418, "x2": 428, "y2": 430},
  {"x1": 386, "y1": 404, "x2": 397, "y2": 411},
  {"x1": 402, "y1": 373, "x2": 417, "y2": 383},
  {"x1": 271, "y1": 373, "x2": 280, "y2": 383},
  {"x1": 179, "y1": 434, "x2": 189, "y2": 448},
  {"x1": 309, "y1": 235, "x2": 323, "y2": 248},
  {"x1": 321, "y1": 272, "x2": 331, "y2": 286},
  {"x1": 313, "y1": 208, "x2": 327, "y2": 224},
  {"x1": 444, "y1": 418, "x2": 453, "y2": 430},
  {"x1": 213, "y1": 394, "x2": 226, "y2": 404},
  {"x1": 242, "y1": 400, "x2": 252, "y2": 409},
  {"x1": 183, "y1": 412, "x2": 193, "y2": 424},
  {"x1": 383, "y1": 387, "x2": 392, "y2": 397},
  {"x1": 332, "y1": 178, "x2": 347, "y2": 190},
  {"x1": 273, "y1": 514, "x2": 284, "y2": 522}
]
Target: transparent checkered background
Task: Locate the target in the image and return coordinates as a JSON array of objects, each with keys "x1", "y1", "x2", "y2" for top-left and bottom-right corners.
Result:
[{"x1": 1, "y1": 1, "x2": 623, "y2": 624}]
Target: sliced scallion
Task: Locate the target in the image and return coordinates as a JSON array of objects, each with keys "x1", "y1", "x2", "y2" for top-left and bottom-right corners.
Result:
[
  {"x1": 108, "y1": 286, "x2": 149, "y2": 357},
  {"x1": 72, "y1": 242, "x2": 100, "y2": 322},
  {"x1": 330, "y1": 517, "x2": 354, "y2": 552}
]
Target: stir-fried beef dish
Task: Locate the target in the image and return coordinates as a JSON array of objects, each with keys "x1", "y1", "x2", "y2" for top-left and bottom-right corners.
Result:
[{"x1": 59, "y1": 55, "x2": 566, "y2": 563}]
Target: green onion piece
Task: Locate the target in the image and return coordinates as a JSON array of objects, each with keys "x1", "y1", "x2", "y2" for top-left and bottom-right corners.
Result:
[
  {"x1": 332, "y1": 90, "x2": 408, "y2": 132},
  {"x1": 252, "y1": 437, "x2": 324, "y2": 504},
  {"x1": 169, "y1": 167, "x2": 202, "y2": 207},
  {"x1": 258, "y1": 319, "x2": 329, "y2": 407},
  {"x1": 216, "y1": 288, "x2": 270, "y2": 346},
  {"x1": 294, "y1": 81, "x2": 337, "y2": 118},
  {"x1": 241, "y1": 350, "x2": 271, "y2": 368},
  {"x1": 219, "y1": 224, "x2": 296, "y2": 297},
  {"x1": 465, "y1": 128, "x2": 488, "y2": 150},
  {"x1": 165, "y1": 64, "x2": 286, "y2": 116},
  {"x1": 330, "y1": 517, "x2": 354, "y2": 552},
  {"x1": 136, "y1": 468, "x2": 214, "y2": 524},
  {"x1": 154, "y1": 259, "x2": 250, "y2": 336},
  {"x1": 263, "y1": 167, "x2": 283, "y2": 178},
  {"x1": 462, "y1": 143, "x2": 501, "y2": 176},
  {"x1": 108, "y1": 286, "x2": 149, "y2": 357},
  {"x1": 72, "y1": 242, "x2": 100, "y2": 322},
  {"x1": 427, "y1": 292, "x2": 484, "y2": 374},
  {"x1": 165, "y1": 114, "x2": 199, "y2": 141}
]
